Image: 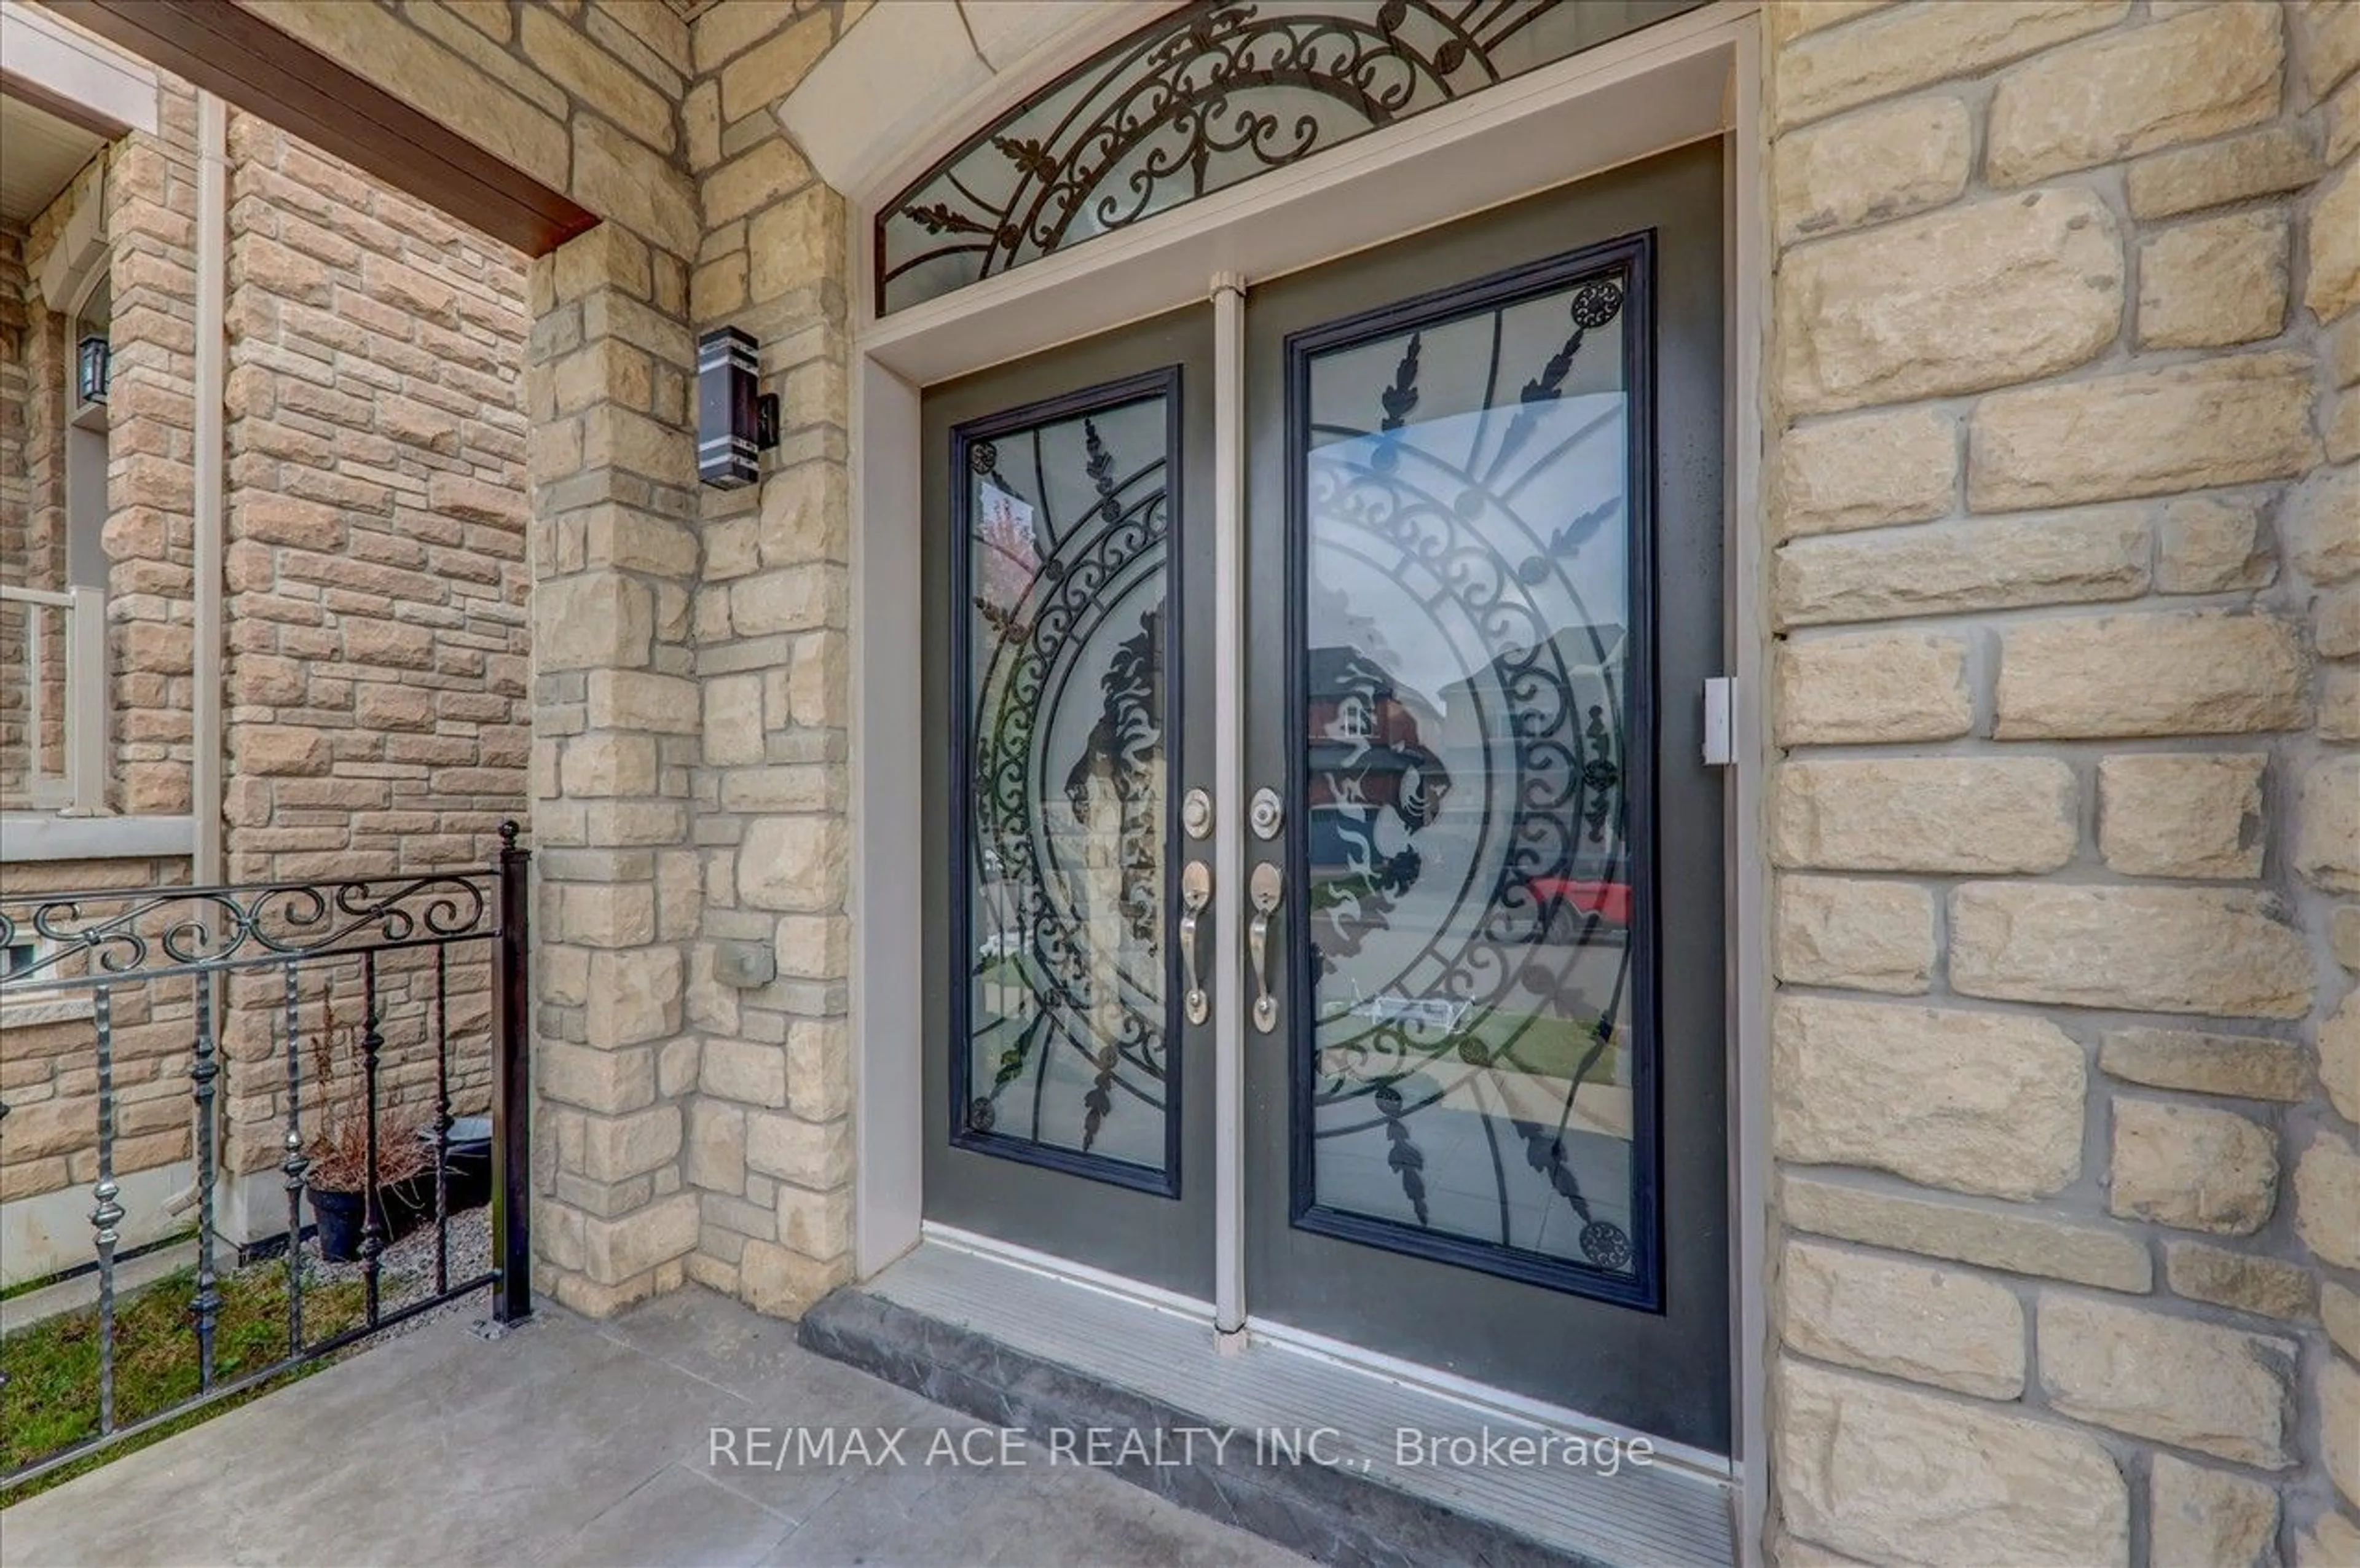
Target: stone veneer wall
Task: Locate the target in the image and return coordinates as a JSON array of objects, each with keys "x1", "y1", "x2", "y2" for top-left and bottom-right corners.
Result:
[
  {"x1": 1, "y1": 219, "x2": 31, "y2": 799},
  {"x1": 1762, "y1": 2, "x2": 2357, "y2": 1562}
]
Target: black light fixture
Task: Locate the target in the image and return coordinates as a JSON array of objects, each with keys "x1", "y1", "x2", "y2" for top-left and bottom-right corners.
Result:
[
  {"x1": 76, "y1": 335, "x2": 110, "y2": 406},
  {"x1": 696, "y1": 326, "x2": 778, "y2": 488}
]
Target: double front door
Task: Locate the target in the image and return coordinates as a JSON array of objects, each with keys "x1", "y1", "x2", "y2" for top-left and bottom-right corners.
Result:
[{"x1": 918, "y1": 143, "x2": 1728, "y2": 1454}]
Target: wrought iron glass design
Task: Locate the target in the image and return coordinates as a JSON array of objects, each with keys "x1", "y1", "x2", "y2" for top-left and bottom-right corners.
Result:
[
  {"x1": 877, "y1": 0, "x2": 1709, "y2": 314},
  {"x1": 1290, "y1": 238, "x2": 1658, "y2": 1304},
  {"x1": 953, "y1": 375, "x2": 1179, "y2": 1188}
]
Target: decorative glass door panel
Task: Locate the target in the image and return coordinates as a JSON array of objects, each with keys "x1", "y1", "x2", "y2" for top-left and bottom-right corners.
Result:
[
  {"x1": 954, "y1": 375, "x2": 1181, "y2": 1186},
  {"x1": 1290, "y1": 241, "x2": 1655, "y2": 1301},
  {"x1": 921, "y1": 307, "x2": 1215, "y2": 1299},
  {"x1": 1243, "y1": 144, "x2": 1728, "y2": 1448}
]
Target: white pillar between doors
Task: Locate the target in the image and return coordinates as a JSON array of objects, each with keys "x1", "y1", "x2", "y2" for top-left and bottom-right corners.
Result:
[{"x1": 1210, "y1": 272, "x2": 1248, "y2": 1339}]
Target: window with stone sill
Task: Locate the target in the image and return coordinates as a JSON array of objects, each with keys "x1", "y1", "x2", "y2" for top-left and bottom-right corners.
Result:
[{"x1": 875, "y1": 0, "x2": 1710, "y2": 315}]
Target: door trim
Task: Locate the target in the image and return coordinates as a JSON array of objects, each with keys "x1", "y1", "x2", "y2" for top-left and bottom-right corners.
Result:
[{"x1": 849, "y1": 5, "x2": 1769, "y2": 1558}]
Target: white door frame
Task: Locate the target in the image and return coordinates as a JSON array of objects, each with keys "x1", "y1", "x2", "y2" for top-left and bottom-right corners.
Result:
[{"x1": 843, "y1": 4, "x2": 1769, "y2": 1554}]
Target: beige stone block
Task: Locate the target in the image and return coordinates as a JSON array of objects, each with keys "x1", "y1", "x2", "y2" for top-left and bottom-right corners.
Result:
[
  {"x1": 2098, "y1": 753, "x2": 2265, "y2": 879},
  {"x1": 2325, "y1": 586, "x2": 2360, "y2": 657},
  {"x1": 1951, "y1": 882, "x2": 2311, "y2": 1019},
  {"x1": 2157, "y1": 495, "x2": 2276, "y2": 594},
  {"x1": 719, "y1": 10, "x2": 832, "y2": 122},
  {"x1": 2299, "y1": 757, "x2": 2360, "y2": 893},
  {"x1": 1771, "y1": 758, "x2": 2075, "y2": 874},
  {"x1": 538, "y1": 572, "x2": 653, "y2": 672},
  {"x1": 2294, "y1": 465, "x2": 2360, "y2": 585},
  {"x1": 1780, "y1": 1172, "x2": 2152, "y2": 1290},
  {"x1": 583, "y1": 947, "x2": 682, "y2": 1049},
  {"x1": 759, "y1": 459, "x2": 850, "y2": 566},
  {"x1": 1776, "y1": 1358, "x2": 2129, "y2": 1567},
  {"x1": 701, "y1": 1037, "x2": 787, "y2": 1108},
  {"x1": 1774, "y1": 1, "x2": 2129, "y2": 130},
  {"x1": 2297, "y1": 1131, "x2": 2360, "y2": 1271},
  {"x1": 786, "y1": 1019, "x2": 851, "y2": 1121},
  {"x1": 1772, "y1": 997, "x2": 2084, "y2": 1199},
  {"x1": 1971, "y1": 352, "x2": 2318, "y2": 512},
  {"x1": 541, "y1": 944, "x2": 591, "y2": 1009},
  {"x1": 2139, "y1": 211, "x2": 2289, "y2": 349},
  {"x1": 747, "y1": 184, "x2": 844, "y2": 304},
  {"x1": 1772, "y1": 96, "x2": 1970, "y2": 245},
  {"x1": 658, "y1": 1037, "x2": 699, "y2": 1098},
  {"x1": 2039, "y1": 1292, "x2": 2293, "y2": 1465},
  {"x1": 2326, "y1": 1354, "x2": 2360, "y2": 1511},
  {"x1": 2149, "y1": 1453, "x2": 2280, "y2": 1568},
  {"x1": 561, "y1": 882, "x2": 657, "y2": 949},
  {"x1": 1781, "y1": 1240, "x2": 2024, "y2": 1397},
  {"x1": 1995, "y1": 613, "x2": 2307, "y2": 739},
  {"x1": 1774, "y1": 508, "x2": 2149, "y2": 626},
  {"x1": 775, "y1": 915, "x2": 849, "y2": 981},
  {"x1": 581, "y1": 1191, "x2": 700, "y2": 1287},
  {"x1": 2099, "y1": 1026, "x2": 2311, "y2": 1102},
  {"x1": 739, "y1": 816, "x2": 848, "y2": 912},
  {"x1": 559, "y1": 734, "x2": 659, "y2": 798},
  {"x1": 703, "y1": 672, "x2": 767, "y2": 768},
  {"x1": 1774, "y1": 632, "x2": 1970, "y2": 745},
  {"x1": 703, "y1": 139, "x2": 813, "y2": 227},
  {"x1": 517, "y1": 7, "x2": 674, "y2": 154},
  {"x1": 685, "y1": 1101, "x2": 747, "y2": 1193},
  {"x1": 2165, "y1": 1240, "x2": 2317, "y2": 1322},
  {"x1": 733, "y1": 566, "x2": 846, "y2": 637},
  {"x1": 738, "y1": 1238, "x2": 849, "y2": 1318},
  {"x1": 788, "y1": 632, "x2": 847, "y2": 728},
  {"x1": 2328, "y1": 1282, "x2": 2360, "y2": 1362},
  {"x1": 1767, "y1": 1, "x2": 1893, "y2": 47},
  {"x1": 2112, "y1": 1099, "x2": 2279, "y2": 1234},
  {"x1": 1988, "y1": 2, "x2": 2280, "y2": 185},
  {"x1": 236, "y1": 727, "x2": 329, "y2": 777},
  {"x1": 745, "y1": 1113, "x2": 849, "y2": 1190},
  {"x1": 2335, "y1": 904, "x2": 2360, "y2": 972},
  {"x1": 580, "y1": 1105, "x2": 681, "y2": 1184},
  {"x1": 586, "y1": 670, "x2": 703, "y2": 735},
  {"x1": 1776, "y1": 189, "x2": 2122, "y2": 415},
  {"x1": 2312, "y1": 163, "x2": 2360, "y2": 326},
  {"x1": 571, "y1": 114, "x2": 698, "y2": 256},
  {"x1": 776, "y1": 1183, "x2": 852, "y2": 1259},
  {"x1": 1771, "y1": 407, "x2": 1955, "y2": 541},
  {"x1": 1772, "y1": 876, "x2": 1934, "y2": 994},
  {"x1": 2295, "y1": 1511, "x2": 2360, "y2": 1568},
  {"x1": 2323, "y1": 992, "x2": 2360, "y2": 1124},
  {"x1": 541, "y1": 1041, "x2": 656, "y2": 1116}
]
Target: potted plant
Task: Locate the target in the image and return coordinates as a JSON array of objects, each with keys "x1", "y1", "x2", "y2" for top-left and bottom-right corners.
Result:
[
  {"x1": 304, "y1": 1113, "x2": 433, "y2": 1263},
  {"x1": 299, "y1": 989, "x2": 435, "y2": 1262}
]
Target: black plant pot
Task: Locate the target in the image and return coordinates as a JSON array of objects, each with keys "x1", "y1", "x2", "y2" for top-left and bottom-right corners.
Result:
[{"x1": 306, "y1": 1172, "x2": 436, "y2": 1263}]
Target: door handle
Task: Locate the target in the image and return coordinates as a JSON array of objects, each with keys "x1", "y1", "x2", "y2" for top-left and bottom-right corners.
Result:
[
  {"x1": 1248, "y1": 861, "x2": 1283, "y2": 1033},
  {"x1": 1180, "y1": 861, "x2": 1212, "y2": 1025}
]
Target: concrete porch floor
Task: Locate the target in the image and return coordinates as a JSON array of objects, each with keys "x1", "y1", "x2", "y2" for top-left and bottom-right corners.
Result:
[{"x1": 0, "y1": 1287, "x2": 1305, "y2": 1568}]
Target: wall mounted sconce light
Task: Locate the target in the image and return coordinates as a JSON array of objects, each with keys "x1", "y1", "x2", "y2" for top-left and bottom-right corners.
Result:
[
  {"x1": 696, "y1": 326, "x2": 778, "y2": 489},
  {"x1": 76, "y1": 335, "x2": 111, "y2": 406}
]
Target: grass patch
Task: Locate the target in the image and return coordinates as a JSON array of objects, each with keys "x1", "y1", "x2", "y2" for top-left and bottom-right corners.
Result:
[{"x1": 1, "y1": 1261, "x2": 376, "y2": 1489}]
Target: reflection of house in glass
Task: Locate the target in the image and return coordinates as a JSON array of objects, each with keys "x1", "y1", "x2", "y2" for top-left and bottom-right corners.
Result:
[
  {"x1": 1302, "y1": 646, "x2": 1453, "y2": 888},
  {"x1": 1436, "y1": 622, "x2": 1630, "y2": 942}
]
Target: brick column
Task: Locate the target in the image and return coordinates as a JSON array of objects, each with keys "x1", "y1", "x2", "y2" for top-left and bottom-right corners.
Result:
[{"x1": 525, "y1": 224, "x2": 704, "y2": 1315}]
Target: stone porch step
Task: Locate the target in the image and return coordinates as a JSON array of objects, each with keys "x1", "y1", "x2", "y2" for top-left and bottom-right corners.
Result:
[{"x1": 799, "y1": 1237, "x2": 1735, "y2": 1568}]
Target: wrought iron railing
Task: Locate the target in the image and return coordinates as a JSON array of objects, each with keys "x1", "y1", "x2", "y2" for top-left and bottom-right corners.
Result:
[
  {"x1": 0, "y1": 582, "x2": 106, "y2": 814},
  {"x1": 0, "y1": 823, "x2": 531, "y2": 1488}
]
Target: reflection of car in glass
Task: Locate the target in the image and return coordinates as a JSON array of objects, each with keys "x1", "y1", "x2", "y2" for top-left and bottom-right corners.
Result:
[
  {"x1": 977, "y1": 930, "x2": 1022, "y2": 962},
  {"x1": 1528, "y1": 874, "x2": 1630, "y2": 930}
]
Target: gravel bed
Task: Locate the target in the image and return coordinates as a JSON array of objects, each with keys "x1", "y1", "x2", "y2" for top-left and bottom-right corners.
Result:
[{"x1": 296, "y1": 1201, "x2": 496, "y2": 1343}]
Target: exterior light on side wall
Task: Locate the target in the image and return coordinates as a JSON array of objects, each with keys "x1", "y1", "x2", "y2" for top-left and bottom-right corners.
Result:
[
  {"x1": 76, "y1": 335, "x2": 110, "y2": 406},
  {"x1": 696, "y1": 326, "x2": 778, "y2": 489}
]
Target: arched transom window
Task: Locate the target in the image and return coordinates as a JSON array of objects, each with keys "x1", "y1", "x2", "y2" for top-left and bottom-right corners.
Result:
[{"x1": 876, "y1": 0, "x2": 1708, "y2": 314}]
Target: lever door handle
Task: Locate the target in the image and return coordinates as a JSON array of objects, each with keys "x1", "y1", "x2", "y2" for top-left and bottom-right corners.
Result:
[
  {"x1": 1180, "y1": 861, "x2": 1211, "y2": 1025},
  {"x1": 1248, "y1": 861, "x2": 1282, "y2": 1033}
]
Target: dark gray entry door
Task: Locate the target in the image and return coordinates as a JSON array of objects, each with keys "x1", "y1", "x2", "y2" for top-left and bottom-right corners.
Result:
[
  {"x1": 920, "y1": 307, "x2": 1217, "y2": 1299},
  {"x1": 1240, "y1": 142, "x2": 1731, "y2": 1452}
]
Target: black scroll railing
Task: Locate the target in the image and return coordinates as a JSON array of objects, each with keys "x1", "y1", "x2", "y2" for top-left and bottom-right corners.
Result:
[{"x1": 0, "y1": 823, "x2": 531, "y2": 1488}]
